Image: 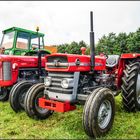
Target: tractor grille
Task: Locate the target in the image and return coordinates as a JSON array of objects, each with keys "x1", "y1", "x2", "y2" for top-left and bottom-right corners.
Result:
[
  {"x1": 47, "y1": 56, "x2": 68, "y2": 68},
  {"x1": 3, "y1": 62, "x2": 11, "y2": 81},
  {"x1": 48, "y1": 72, "x2": 74, "y2": 94},
  {"x1": 0, "y1": 63, "x2": 2, "y2": 80}
]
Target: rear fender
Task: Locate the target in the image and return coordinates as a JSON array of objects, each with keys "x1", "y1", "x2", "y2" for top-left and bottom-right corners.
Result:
[{"x1": 117, "y1": 53, "x2": 140, "y2": 89}]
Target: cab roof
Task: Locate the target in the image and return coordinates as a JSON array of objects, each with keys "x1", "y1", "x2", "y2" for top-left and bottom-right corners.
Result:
[{"x1": 2, "y1": 27, "x2": 44, "y2": 37}]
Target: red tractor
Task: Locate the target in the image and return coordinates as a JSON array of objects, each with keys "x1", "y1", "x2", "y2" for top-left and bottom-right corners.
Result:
[
  {"x1": 0, "y1": 27, "x2": 52, "y2": 114},
  {"x1": 13, "y1": 12, "x2": 140, "y2": 138}
]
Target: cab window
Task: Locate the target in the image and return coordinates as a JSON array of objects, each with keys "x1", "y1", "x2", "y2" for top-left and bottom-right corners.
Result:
[
  {"x1": 31, "y1": 36, "x2": 43, "y2": 50},
  {"x1": 16, "y1": 32, "x2": 29, "y2": 50},
  {"x1": 1, "y1": 31, "x2": 15, "y2": 49}
]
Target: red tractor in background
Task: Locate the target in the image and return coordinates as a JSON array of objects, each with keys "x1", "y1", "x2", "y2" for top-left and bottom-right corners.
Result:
[
  {"x1": 0, "y1": 27, "x2": 52, "y2": 115},
  {"x1": 11, "y1": 12, "x2": 140, "y2": 138}
]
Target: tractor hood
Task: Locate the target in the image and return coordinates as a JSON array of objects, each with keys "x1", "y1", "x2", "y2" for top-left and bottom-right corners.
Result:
[
  {"x1": 0, "y1": 54, "x2": 45, "y2": 68},
  {"x1": 45, "y1": 53, "x2": 106, "y2": 72},
  {"x1": 0, "y1": 54, "x2": 46, "y2": 87}
]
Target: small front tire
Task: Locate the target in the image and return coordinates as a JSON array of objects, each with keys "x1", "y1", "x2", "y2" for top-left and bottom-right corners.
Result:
[{"x1": 24, "y1": 83, "x2": 53, "y2": 119}]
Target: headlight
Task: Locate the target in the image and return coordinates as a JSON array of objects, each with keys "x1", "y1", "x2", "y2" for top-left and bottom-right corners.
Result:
[
  {"x1": 44, "y1": 77, "x2": 52, "y2": 86},
  {"x1": 12, "y1": 63, "x2": 18, "y2": 70},
  {"x1": 61, "y1": 78, "x2": 74, "y2": 89}
]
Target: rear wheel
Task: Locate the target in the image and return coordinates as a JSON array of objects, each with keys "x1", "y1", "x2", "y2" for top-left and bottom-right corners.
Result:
[
  {"x1": 24, "y1": 83, "x2": 53, "y2": 119},
  {"x1": 83, "y1": 87, "x2": 115, "y2": 138},
  {"x1": 121, "y1": 60, "x2": 140, "y2": 112},
  {"x1": 0, "y1": 87, "x2": 9, "y2": 101},
  {"x1": 9, "y1": 81, "x2": 33, "y2": 112}
]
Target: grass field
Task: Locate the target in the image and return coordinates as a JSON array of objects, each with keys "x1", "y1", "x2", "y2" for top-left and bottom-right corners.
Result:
[{"x1": 0, "y1": 95, "x2": 140, "y2": 139}]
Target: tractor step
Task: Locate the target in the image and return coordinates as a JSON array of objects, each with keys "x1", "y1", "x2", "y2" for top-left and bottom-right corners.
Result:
[{"x1": 39, "y1": 98, "x2": 76, "y2": 113}]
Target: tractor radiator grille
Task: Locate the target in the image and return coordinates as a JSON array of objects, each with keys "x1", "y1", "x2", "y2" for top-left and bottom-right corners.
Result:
[
  {"x1": 47, "y1": 56, "x2": 68, "y2": 68},
  {"x1": 3, "y1": 62, "x2": 11, "y2": 81},
  {"x1": 48, "y1": 72, "x2": 74, "y2": 94},
  {"x1": 0, "y1": 62, "x2": 2, "y2": 80}
]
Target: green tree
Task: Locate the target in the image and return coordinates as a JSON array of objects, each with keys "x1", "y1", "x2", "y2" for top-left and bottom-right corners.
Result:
[
  {"x1": 57, "y1": 43, "x2": 69, "y2": 53},
  {"x1": 116, "y1": 33, "x2": 128, "y2": 54},
  {"x1": 57, "y1": 40, "x2": 88, "y2": 54},
  {"x1": 127, "y1": 28, "x2": 140, "y2": 53},
  {"x1": 96, "y1": 33, "x2": 116, "y2": 55},
  {"x1": 58, "y1": 27, "x2": 140, "y2": 55},
  {"x1": 68, "y1": 41, "x2": 79, "y2": 54}
]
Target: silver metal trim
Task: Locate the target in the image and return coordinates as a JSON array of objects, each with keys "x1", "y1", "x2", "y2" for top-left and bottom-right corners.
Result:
[
  {"x1": 72, "y1": 72, "x2": 80, "y2": 100},
  {"x1": 47, "y1": 62, "x2": 68, "y2": 67},
  {"x1": 47, "y1": 91, "x2": 75, "y2": 102},
  {"x1": 77, "y1": 94, "x2": 88, "y2": 101},
  {"x1": 46, "y1": 62, "x2": 90, "y2": 67},
  {"x1": 48, "y1": 72, "x2": 74, "y2": 78},
  {"x1": 48, "y1": 87, "x2": 73, "y2": 92},
  {"x1": 3, "y1": 62, "x2": 11, "y2": 81}
]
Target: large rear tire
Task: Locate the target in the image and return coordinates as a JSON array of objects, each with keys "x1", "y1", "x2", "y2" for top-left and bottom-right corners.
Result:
[
  {"x1": 83, "y1": 87, "x2": 115, "y2": 138},
  {"x1": 9, "y1": 81, "x2": 33, "y2": 112},
  {"x1": 24, "y1": 83, "x2": 53, "y2": 119},
  {"x1": 0, "y1": 87, "x2": 9, "y2": 101},
  {"x1": 121, "y1": 60, "x2": 140, "y2": 112}
]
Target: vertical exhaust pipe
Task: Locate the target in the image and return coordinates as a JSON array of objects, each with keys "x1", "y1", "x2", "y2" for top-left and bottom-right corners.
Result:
[
  {"x1": 90, "y1": 11, "x2": 95, "y2": 71},
  {"x1": 36, "y1": 27, "x2": 42, "y2": 78}
]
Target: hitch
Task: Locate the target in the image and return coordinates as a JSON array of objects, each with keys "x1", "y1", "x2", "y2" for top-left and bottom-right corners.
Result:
[{"x1": 39, "y1": 98, "x2": 76, "y2": 113}]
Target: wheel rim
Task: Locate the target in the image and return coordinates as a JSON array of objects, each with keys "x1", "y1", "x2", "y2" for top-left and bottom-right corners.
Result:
[
  {"x1": 19, "y1": 89, "x2": 27, "y2": 108},
  {"x1": 136, "y1": 74, "x2": 140, "y2": 104},
  {"x1": 0, "y1": 87, "x2": 7, "y2": 99},
  {"x1": 98, "y1": 100, "x2": 112, "y2": 129},
  {"x1": 34, "y1": 91, "x2": 49, "y2": 114}
]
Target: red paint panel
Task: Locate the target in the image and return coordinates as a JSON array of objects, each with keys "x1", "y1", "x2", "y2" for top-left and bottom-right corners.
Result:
[
  {"x1": 0, "y1": 55, "x2": 46, "y2": 87},
  {"x1": 0, "y1": 80, "x2": 14, "y2": 87},
  {"x1": 0, "y1": 55, "x2": 46, "y2": 68},
  {"x1": 121, "y1": 53, "x2": 140, "y2": 59},
  {"x1": 45, "y1": 53, "x2": 106, "y2": 72},
  {"x1": 94, "y1": 57, "x2": 106, "y2": 70}
]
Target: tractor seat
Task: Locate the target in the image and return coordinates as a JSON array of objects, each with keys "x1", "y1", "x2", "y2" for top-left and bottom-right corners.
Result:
[{"x1": 106, "y1": 55, "x2": 120, "y2": 68}]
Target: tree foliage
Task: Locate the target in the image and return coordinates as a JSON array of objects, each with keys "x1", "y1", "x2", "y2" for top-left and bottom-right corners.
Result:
[
  {"x1": 96, "y1": 28, "x2": 140, "y2": 55},
  {"x1": 57, "y1": 28, "x2": 140, "y2": 55},
  {"x1": 57, "y1": 40, "x2": 89, "y2": 54}
]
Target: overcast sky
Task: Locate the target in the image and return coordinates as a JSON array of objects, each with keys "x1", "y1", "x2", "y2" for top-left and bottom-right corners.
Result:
[{"x1": 0, "y1": 1, "x2": 140, "y2": 46}]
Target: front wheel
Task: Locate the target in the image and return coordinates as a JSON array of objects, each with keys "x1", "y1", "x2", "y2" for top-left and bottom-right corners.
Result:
[
  {"x1": 24, "y1": 83, "x2": 53, "y2": 119},
  {"x1": 83, "y1": 87, "x2": 115, "y2": 138}
]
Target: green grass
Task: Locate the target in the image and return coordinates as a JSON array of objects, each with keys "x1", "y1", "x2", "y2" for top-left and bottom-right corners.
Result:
[{"x1": 0, "y1": 95, "x2": 140, "y2": 139}]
